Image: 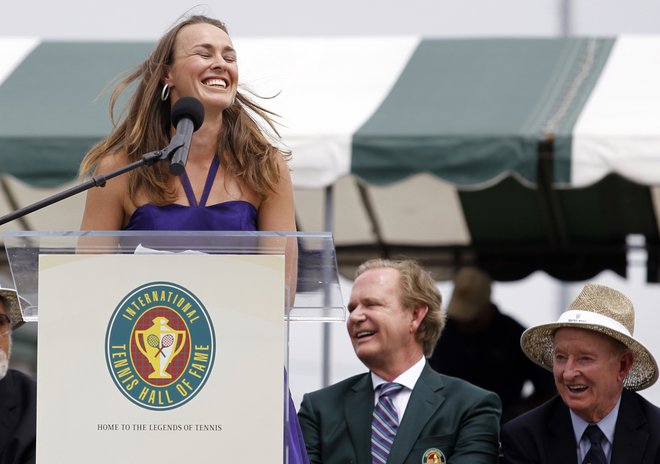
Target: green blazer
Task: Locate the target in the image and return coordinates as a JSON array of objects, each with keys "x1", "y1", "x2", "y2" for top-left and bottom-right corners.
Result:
[{"x1": 298, "y1": 362, "x2": 502, "y2": 464}]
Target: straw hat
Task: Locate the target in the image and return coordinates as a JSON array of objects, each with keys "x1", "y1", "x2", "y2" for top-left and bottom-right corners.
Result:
[
  {"x1": 446, "y1": 267, "x2": 492, "y2": 322},
  {"x1": 0, "y1": 287, "x2": 24, "y2": 330},
  {"x1": 521, "y1": 283, "x2": 658, "y2": 391}
]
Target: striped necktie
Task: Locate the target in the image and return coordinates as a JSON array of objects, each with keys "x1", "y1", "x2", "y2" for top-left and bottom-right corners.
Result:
[
  {"x1": 371, "y1": 382, "x2": 404, "y2": 464},
  {"x1": 582, "y1": 424, "x2": 607, "y2": 464}
]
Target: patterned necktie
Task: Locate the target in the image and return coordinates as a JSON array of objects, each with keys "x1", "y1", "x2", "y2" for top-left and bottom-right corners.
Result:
[
  {"x1": 371, "y1": 382, "x2": 404, "y2": 464},
  {"x1": 582, "y1": 424, "x2": 607, "y2": 464}
]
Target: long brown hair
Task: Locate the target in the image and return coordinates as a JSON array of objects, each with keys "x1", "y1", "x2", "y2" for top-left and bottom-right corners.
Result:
[{"x1": 79, "y1": 15, "x2": 289, "y2": 204}]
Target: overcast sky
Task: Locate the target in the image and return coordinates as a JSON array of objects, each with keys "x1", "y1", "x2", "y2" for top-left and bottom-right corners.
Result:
[{"x1": 2, "y1": 0, "x2": 659, "y2": 40}]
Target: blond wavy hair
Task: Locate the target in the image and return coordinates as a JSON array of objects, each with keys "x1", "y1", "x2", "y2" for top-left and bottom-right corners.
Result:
[{"x1": 356, "y1": 259, "x2": 445, "y2": 357}]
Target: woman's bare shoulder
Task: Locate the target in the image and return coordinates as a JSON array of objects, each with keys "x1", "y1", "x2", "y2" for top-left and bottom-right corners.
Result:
[
  {"x1": 95, "y1": 149, "x2": 131, "y2": 175},
  {"x1": 80, "y1": 149, "x2": 135, "y2": 230},
  {"x1": 275, "y1": 150, "x2": 293, "y2": 183}
]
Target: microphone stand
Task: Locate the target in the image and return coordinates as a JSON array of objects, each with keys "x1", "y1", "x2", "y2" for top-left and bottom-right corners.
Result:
[{"x1": 0, "y1": 143, "x2": 182, "y2": 227}]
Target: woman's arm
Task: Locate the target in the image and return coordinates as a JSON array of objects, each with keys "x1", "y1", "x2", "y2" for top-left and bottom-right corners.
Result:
[
  {"x1": 257, "y1": 154, "x2": 298, "y2": 309},
  {"x1": 79, "y1": 153, "x2": 131, "y2": 231},
  {"x1": 257, "y1": 154, "x2": 296, "y2": 233}
]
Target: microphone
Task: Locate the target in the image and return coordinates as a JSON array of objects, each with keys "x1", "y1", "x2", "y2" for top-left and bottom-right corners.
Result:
[{"x1": 167, "y1": 96, "x2": 205, "y2": 176}]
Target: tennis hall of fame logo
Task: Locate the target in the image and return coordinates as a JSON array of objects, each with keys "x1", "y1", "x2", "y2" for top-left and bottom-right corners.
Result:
[{"x1": 105, "y1": 282, "x2": 216, "y2": 411}]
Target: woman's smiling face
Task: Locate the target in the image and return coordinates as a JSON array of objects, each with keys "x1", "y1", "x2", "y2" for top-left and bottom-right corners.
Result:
[{"x1": 164, "y1": 22, "x2": 238, "y2": 114}]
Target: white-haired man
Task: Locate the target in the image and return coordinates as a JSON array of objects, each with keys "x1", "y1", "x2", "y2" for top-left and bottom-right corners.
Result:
[
  {"x1": 0, "y1": 287, "x2": 36, "y2": 464},
  {"x1": 500, "y1": 284, "x2": 660, "y2": 463}
]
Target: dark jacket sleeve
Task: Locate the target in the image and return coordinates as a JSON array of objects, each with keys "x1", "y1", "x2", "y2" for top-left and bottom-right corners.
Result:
[
  {"x1": 442, "y1": 379, "x2": 502, "y2": 464},
  {"x1": 298, "y1": 392, "x2": 323, "y2": 464},
  {"x1": 500, "y1": 396, "x2": 577, "y2": 464},
  {"x1": 0, "y1": 369, "x2": 37, "y2": 464}
]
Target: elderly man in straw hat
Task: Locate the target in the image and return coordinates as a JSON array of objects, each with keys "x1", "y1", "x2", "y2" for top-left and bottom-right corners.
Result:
[
  {"x1": 500, "y1": 283, "x2": 660, "y2": 464},
  {"x1": 0, "y1": 287, "x2": 36, "y2": 464}
]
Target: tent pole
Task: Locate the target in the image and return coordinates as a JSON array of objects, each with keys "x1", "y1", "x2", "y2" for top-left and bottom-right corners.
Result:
[
  {"x1": 322, "y1": 185, "x2": 334, "y2": 387},
  {"x1": 537, "y1": 136, "x2": 569, "y2": 247}
]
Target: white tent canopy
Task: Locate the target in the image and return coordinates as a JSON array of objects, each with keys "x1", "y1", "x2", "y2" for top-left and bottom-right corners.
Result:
[{"x1": 1, "y1": 35, "x2": 660, "y2": 281}]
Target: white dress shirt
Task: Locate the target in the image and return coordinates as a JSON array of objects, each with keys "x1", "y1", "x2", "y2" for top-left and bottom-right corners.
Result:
[
  {"x1": 570, "y1": 395, "x2": 621, "y2": 464},
  {"x1": 371, "y1": 356, "x2": 426, "y2": 421}
]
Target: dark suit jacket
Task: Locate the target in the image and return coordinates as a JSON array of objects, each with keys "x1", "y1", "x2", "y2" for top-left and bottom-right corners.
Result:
[
  {"x1": 0, "y1": 369, "x2": 36, "y2": 464},
  {"x1": 298, "y1": 363, "x2": 502, "y2": 464},
  {"x1": 500, "y1": 389, "x2": 660, "y2": 464}
]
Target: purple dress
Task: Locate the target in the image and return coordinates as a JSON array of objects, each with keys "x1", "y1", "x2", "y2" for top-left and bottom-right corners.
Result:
[{"x1": 124, "y1": 156, "x2": 309, "y2": 464}]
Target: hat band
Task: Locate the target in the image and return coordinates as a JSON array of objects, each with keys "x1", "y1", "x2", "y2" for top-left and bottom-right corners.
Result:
[{"x1": 558, "y1": 310, "x2": 632, "y2": 337}]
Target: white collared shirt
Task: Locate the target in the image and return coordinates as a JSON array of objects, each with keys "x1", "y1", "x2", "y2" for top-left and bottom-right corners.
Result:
[
  {"x1": 371, "y1": 356, "x2": 426, "y2": 421},
  {"x1": 570, "y1": 395, "x2": 621, "y2": 464}
]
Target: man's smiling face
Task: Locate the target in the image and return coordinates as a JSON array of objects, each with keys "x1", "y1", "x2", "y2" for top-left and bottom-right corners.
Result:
[{"x1": 552, "y1": 327, "x2": 632, "y2": 422}]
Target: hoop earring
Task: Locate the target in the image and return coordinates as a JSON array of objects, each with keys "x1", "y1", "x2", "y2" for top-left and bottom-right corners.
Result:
[{"x1": 161, "y1": 84, "x2": 170, "y2": 101}]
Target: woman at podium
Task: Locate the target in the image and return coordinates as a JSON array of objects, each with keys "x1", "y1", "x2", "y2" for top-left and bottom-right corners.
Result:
[{"x1": 78, "y1": 13, "x2": 307, "y2": 464}]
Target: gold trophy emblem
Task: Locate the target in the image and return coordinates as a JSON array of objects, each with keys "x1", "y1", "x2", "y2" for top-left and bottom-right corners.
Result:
[{"x1": 135, "y1": 316, "x2": 186, "y2": 379}]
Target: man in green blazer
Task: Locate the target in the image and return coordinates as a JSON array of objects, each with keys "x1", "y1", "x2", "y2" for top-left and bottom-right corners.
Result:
[{"x1": 298, "y1": 259, "x2": 501, "y2": 464}]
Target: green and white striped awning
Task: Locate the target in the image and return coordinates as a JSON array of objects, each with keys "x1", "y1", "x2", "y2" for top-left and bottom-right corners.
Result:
[{"x1": 1, "y1": 36, "x2": 660, "y2": 281}]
